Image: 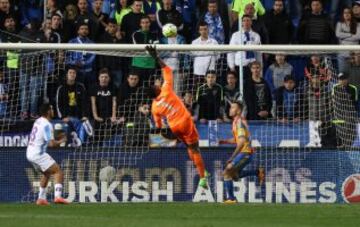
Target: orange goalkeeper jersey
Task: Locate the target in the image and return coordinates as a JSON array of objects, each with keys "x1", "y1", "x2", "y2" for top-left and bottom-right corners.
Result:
[{"x1": 152, "y1": 66, "x2": 191, "y2": 128}]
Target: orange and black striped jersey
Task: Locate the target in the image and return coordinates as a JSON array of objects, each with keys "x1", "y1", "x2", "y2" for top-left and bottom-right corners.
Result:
[{"x1": 232, "y1": 116, "x2": 254, "y2": 153}]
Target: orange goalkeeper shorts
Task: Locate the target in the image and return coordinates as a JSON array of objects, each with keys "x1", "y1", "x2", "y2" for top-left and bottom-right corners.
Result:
[{"x1": 170, "y1": 117, "x2": 199, "y2": 145}]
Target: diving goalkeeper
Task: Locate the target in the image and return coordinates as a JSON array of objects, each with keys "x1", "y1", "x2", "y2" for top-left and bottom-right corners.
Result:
[{"x1": 146, "y1": 45, "x2": 208, "y2": 189}]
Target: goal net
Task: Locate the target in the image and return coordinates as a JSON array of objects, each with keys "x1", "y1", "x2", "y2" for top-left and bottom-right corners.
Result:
[{"x1": 0, "y1": 43, "x2": 359, "y2": 203}]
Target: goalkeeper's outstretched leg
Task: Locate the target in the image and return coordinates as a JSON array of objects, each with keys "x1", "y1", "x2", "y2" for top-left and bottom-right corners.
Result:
[{"x1": 145, "y1": 45, "x2": 208, "y2": 189}]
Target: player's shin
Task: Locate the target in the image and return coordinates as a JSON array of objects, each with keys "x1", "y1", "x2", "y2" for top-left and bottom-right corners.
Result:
[
  {"x1": 192, "y1": 152, "x2": 205, "y2": 178},
  {"x1": 224, "y1": 179, "x2": 235, "y2": 201},
  {"x1": 39, "y1": 174, "x2": 49, "y2": 199},
  {"x1": 53, "y1": 167, "x2": 64, "y2": 199}
]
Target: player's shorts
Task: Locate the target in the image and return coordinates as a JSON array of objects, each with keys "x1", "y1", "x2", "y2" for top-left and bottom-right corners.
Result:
[
  {"x1": 231, "y1": 152, "x2": 254, "y2": 172},
  {"x1": 27, "y1": 152, "x2": 56, "y2": 172},
  {"x1": 171, "y1": 117, "x2": 199, "y2": 145}
]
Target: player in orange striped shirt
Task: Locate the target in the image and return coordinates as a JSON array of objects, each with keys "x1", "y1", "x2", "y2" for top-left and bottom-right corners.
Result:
[
  {"x1": 146, "y1": 46, "x2": 208, "y2": 189},
  {"x1": 220, "y1": 101, "x2": 265, "y2": 203}
]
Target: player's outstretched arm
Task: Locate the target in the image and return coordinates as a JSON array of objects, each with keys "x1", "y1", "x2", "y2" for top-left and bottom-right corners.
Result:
[
  {"x1": 146, "y1": 45, "x2": 166, "y2": 68},
  {"x1": 146, "y1": 45, "x2": 174, "y2": 88}
]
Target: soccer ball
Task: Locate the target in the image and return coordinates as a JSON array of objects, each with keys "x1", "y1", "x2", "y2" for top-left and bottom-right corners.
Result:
[
  {"x1": 162, "y1": 23, "x2": 177, "y2": 37},
  {"x1": 99, "y1": 166, "x2": 116, "y2": 183}
]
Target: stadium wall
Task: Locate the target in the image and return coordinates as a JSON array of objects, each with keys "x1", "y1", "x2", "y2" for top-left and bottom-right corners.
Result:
[{"x1": 1, "y1": 148, "x2": 360, "y2": 204}]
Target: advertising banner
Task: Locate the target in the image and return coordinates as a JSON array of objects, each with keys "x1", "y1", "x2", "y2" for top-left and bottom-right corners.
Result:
[{"x1": 1, "y1": 148, "x2": 360, "y2": 203}]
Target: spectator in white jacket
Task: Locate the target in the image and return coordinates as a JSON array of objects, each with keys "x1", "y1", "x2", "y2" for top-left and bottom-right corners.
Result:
[
  {"x1": 227, "y1": 14, "x2": 262, "y2": 82},
  {"x1": 190, "y1": 21, "x2": 219, "y2": 93},
  {"x1": 336, "y1": 7, "x2": 360, "y2": 72}
]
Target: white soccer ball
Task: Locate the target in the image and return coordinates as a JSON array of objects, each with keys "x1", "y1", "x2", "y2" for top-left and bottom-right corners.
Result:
[
  {"x1": 99, "y1": 166, "x2": 116, "y2": 182},
  {"x1": 162, "y1": 23, "x2": 177, "y2": 37}
]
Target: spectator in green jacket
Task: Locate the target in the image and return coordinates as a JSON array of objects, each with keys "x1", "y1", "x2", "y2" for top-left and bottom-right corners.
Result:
[{"x1": 231, "y1": 0, "x2": 265, "y2": 21}]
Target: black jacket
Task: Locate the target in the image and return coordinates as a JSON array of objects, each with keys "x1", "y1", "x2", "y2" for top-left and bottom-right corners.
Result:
[
  {"x1": 121, "y1": 12, "x2": 145, "y2": 43},
  {"x1": 156, "y1": 8, "x2": 184, "y2": 30},
  {"x1": 117, "y1": 83, "x2": 140, "y2": 117},
  {"x1": 122, "y1": 112, "x2": 151, "y2": 147},
  {"x1": 98, "y1": 32, "x2": 123, "y2": 71},
  {"x1": 74, "y1": 13, "x2": 99, "y2": 41},
  {"x1": 264, "y1": 9, "x2": 294, "y2": 44},
  {"x1": 298, "y1": 12, "x2": 336, "y2": 44},
  {"x1": 196, "y1": 83, "x2": 224, "y2": 120},
  {"x1": 56, "y1": 82, "x2": 89, "y2": 119},
  {"x1": 244, "y1": 77, "x2": 272, "y2": 120}
]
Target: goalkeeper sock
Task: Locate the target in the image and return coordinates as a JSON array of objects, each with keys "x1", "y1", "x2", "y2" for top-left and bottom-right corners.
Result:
[
  {"x1": 224, "y1": 180, "x2": 235, "y2": 200},
  {"x1": 192, "y1": 153, "x2": 205, "y2": 178},
  {"x1": 38, "y1": 187, "x2": 47, "y2": 200},
  {"x1": 54, "y1": 184, "x2": 63, "y2": 198}
]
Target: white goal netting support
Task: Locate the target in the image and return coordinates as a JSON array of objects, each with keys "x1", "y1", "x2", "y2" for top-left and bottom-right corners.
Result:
[{"x1": 0, "y1": 43, "x2": 359, "y2": 203}]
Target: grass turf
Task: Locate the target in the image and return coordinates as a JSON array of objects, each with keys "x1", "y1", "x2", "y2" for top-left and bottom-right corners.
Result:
[{"x1": 0, "y1": 203, "x2": 359, "y2": 227}]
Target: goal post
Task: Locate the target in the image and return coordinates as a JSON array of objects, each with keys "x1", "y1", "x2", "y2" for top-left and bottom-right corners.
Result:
[{"x1": 2, "y1": 43, "x2": 360, "y2": 51}]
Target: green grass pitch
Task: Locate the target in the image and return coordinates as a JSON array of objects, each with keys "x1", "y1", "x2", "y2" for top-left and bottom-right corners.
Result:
[{"x1": 0, "y1": 203, "x2": 359, "y2": 227}]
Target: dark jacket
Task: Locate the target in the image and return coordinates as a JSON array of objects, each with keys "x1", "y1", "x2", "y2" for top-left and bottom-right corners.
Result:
[
  {"x1": 196, "y1": 83, "x2": 224, "y2": 120},
  {"x1": 264, "y1": 9, "x2": 294, "y2": 44},
  {"x1": 117, "y1": 82, "x2": 140, "y2": 117},
  {"x1": 98, "y1": 31, "x2": 123, "y2": 71},
  {"x1": 122, "y1": 111, "x2": 151, "y2": 147},
  {"x1": 121, "y1": 11, "x2": 145, "y2": 43},
  {"x1": 56, "y1": 82, "x2": 88, "y2": 119},
  {"x1": 156, "y1": 8, "x2": 184, "y2": 31},
  {"x1": 244, "y1": 77, "x2": 272, "y2": 120},
  {"x1": 275, "y1": 86, "x2": 302, "y2": 119},
  {"x1": 74, "y1": 12, "x2": 99, "y2": 41},
  {"x1": 0, "y1": 9, "x2": 21, "y2": 31},
  {"x1": 298, "y1": 12, "x2": 336, "y2": 44},
  {"x1": 332, "y1": 83, "x2": 358, "y2": 118}
]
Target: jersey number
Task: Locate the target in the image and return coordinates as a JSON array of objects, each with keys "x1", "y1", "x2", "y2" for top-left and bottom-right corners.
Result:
[{"x1": 29, "y1": 126, "x2": 38, "y2": 142}]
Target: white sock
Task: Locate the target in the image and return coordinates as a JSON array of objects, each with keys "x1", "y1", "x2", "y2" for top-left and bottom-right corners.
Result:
[
  {"x1": 38, "y1": 187, "x2": 47, "y2": 200},
  {"x1": 54, "y1": 184, "x2": 63, "y2": 198}
]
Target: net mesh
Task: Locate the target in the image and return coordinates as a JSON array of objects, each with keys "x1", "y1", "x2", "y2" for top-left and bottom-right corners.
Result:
[{"x1": 0, "y1": 47, "x2": 358, "y2": 203}]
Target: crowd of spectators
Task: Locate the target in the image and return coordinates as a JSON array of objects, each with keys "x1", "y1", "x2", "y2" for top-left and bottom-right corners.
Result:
[{"x1": 0, "y1": 0, "x2": 359, "y2": 148}]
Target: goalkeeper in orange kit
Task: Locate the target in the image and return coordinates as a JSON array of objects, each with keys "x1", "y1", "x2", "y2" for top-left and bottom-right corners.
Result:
[{"x1": 146, "y1": 45, "x2": 208, "y2": 189}]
